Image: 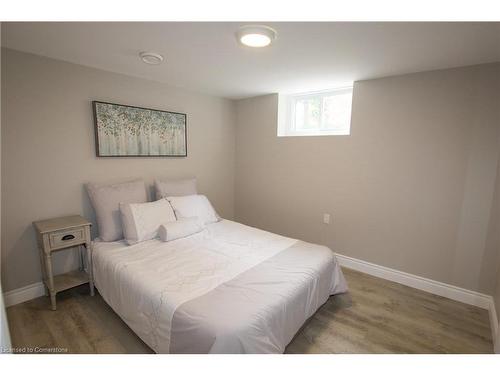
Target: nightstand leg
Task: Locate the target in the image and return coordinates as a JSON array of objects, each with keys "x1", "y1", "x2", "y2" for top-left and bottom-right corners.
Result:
[
  {"x1": 38, "y1": 249, "x2": 49, "y2": 296},
  {"x1": 78, "y1": 245, "x2": 84, "y2": 271},
  {"x1": 45, "y1": 253, "x2": 56, "y2": 311},
  {"x1": 86, "y1": 241, "x2": 95, "y2": 296},
  {"x1": 50, "y1": 293, "x2": 56, "y2": 311}
]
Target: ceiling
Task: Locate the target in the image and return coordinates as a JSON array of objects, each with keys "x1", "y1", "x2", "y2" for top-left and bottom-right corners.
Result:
[{"x1": 2, "y1": 22, "x2": 500, "y2": 99}]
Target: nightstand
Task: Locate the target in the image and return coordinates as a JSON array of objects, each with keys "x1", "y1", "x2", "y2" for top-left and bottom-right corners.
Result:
[{"x1": 33, "y1": 215, "x2": 94, "y2": 310}]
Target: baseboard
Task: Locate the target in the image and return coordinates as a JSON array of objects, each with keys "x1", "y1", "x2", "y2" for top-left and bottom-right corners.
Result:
[
  {"x1": 335, "y1": 252, "x2": 500, "y2": 353},
  {"x1": 335, "y1": 253, "x2": 492, "y2": 308},
  {"x1": 3, "y1": 282, "x2": 45, "y2": 307}
]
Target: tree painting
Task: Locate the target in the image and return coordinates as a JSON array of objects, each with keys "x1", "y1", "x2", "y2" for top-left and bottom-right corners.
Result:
[{"x1": 93, "y1": 102, "x2": 187, "y2": 157}]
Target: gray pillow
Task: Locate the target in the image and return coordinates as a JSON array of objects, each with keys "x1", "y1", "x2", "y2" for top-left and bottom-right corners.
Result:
[
  {"x1": 86, "y1": 179, "x2": 148, "y2": 242},
  {"x1": 154, "y1": 178, "x2": 197, "y2": 199}
]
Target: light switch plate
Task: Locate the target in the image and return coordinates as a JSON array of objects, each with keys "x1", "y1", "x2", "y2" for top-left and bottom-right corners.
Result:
[{"x1": 323, "y1": 213, "x2": 331, "y2": 224}]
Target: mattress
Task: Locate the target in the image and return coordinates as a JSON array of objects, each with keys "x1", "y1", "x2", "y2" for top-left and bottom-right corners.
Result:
[{"x1": 92, "y1": 219, "x2": 348, "y2": 353}]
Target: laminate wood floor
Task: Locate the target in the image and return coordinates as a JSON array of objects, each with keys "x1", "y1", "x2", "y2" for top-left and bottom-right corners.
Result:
[{"x1": 6, "y1": 268, "x2": 493, "y2": 354}]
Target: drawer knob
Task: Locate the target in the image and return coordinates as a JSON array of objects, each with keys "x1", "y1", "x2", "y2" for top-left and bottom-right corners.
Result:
[{"x1": 61, "y1": 234, "x2": 75, "y2": 241}]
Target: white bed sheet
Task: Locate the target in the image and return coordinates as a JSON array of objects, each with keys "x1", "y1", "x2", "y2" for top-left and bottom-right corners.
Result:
[{"x1": 92, "y1": 219, "x2": 347, "y2": 353}]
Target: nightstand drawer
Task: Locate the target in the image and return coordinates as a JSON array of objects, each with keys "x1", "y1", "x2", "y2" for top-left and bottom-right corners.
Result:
[{"x1": 49, "y1": 228, "x2": 85, "y2": 249}]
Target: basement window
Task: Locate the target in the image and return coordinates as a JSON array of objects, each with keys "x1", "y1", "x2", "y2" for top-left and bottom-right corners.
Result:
[{"x1": 278, "y1": 87, "x2": 353, "y2": 137}]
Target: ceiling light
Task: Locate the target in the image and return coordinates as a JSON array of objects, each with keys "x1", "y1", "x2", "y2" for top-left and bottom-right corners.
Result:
[
  {"x1": 139, "y1": 52, "x2": 164, "y2": 65},
  {"x1": 236, "y1": 25, "x2": 277, "y2": 48}
]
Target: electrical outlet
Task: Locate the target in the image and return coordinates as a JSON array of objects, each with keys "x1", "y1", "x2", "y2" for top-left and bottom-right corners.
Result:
[{"x1": 323, "y1": 213, "x2": 331, "y2": 224}]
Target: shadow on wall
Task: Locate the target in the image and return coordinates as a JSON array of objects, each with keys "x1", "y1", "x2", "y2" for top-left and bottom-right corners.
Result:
[
  {"x1": 81, "y1": 185, "x2": 97, "y2": 239},
  {"x1": 4, "y1": 226, "x2": 40, "y2": 289}
]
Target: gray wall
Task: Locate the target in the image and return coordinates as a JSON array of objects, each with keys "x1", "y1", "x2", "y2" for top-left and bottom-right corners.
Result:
[
  {"x1": 235, "y1": 63, "x2": 500, "y2": 294},
  {"x1": 1, "y1": 48, "x2": 236, "y2": 292},
  {"x1": 0, "y1": 24, "x2": 11, "y2": 350}
]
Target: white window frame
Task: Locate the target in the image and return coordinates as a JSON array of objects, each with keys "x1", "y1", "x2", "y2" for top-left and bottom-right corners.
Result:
[{"x1": 277, "y1": 87, "x2": 353, "y2": 137}]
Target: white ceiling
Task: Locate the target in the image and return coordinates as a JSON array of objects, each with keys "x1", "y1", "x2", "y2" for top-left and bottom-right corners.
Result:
[{"x1": 2, "y1": 22, "x2": 500, "y2": 99}]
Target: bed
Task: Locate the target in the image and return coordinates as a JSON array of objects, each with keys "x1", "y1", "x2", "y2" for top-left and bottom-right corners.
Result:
[{"x1": 92, "y1": 219, "x2": 348, "y2": 354}]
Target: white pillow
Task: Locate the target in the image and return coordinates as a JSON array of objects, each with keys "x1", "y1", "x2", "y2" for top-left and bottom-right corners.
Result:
[
  {"x1": 167, "y1": 195, "x2": 219, "y2": 225},
  {"x1": 155, "y1": 178, "x2": 197, "y2": 199},
  {"x1": 86, "y1": 179, "x2": 148, "y2": 242},
  {"x1": 120, "y1": 199, "x2": 177, "y2": 245},
  {"x1": 158, "y1": 217, "x2": 205, "y2": 242}
]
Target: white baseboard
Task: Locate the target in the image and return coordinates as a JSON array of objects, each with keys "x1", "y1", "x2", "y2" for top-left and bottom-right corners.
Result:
[
  {"x1": 335, "y1": 252, "x2": 499, "y2": 353},
  {"x1": 3, "y1": 282, "x2": 45, "y2": 307},
  {"x1": 335, "y1": 253, "x2": 492, "y2": 308}
]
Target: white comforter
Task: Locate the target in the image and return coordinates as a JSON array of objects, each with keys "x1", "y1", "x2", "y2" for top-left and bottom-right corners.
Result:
[{"x1": 92, "y1": 220, "x2": 347, "y2": 353}]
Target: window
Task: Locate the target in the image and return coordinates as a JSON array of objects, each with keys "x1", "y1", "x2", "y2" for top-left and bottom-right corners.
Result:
[{"x1": 277, "y1": 87, "x2": 353, "y2": 137}]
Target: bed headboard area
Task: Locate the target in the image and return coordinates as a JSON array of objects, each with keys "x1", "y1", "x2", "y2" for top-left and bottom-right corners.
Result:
[{"x1": 84, "y1": 177, "x2": 199, "y2": 240}]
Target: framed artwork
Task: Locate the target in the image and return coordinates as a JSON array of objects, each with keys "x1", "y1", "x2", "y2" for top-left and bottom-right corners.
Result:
[{"x1": 92, "y1": 101, "x2": 187, "y2": 157}]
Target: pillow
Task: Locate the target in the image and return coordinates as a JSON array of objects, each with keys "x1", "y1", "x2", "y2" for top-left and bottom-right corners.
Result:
[
  {"x1": 155, "y1": 178, "x2": 197, "y2": 199},
  {"x1": 167, "y1": 195, "x2": 219, "y2": 225},
  {"x1": 120, "y1": 199, "x2": 177, "y2": 245},
  {"x1": 158, "y1": 217, "x2": 205, "y2": 242},
  {"x1": 86, "y1": 180, "x2": 148, "y2": 242}
]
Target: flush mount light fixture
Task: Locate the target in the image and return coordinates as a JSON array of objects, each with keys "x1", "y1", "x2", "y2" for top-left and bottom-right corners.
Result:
[
  {"x1": 139, "y1": 51, "x2": 164, "y2": 65},
  {"x1": 236, "y1": 25, "x2": 277, "y2": 47}
]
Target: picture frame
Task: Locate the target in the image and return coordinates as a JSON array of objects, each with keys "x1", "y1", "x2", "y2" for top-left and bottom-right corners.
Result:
[{"x1": 92, "y1": 101, "x2": 187, "y2": 157}]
